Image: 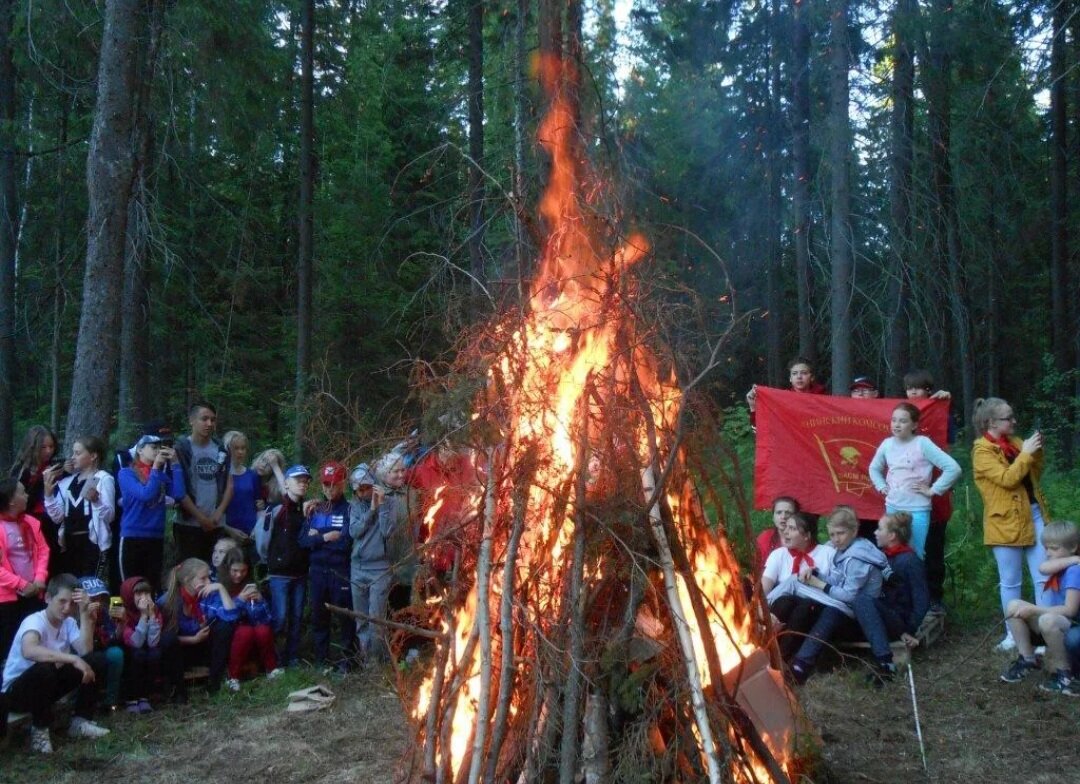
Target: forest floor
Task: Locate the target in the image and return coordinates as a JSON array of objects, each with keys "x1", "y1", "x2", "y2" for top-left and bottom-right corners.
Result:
[{"x1": 0, "y1": 620, "x2": 1073, "y2": 783}]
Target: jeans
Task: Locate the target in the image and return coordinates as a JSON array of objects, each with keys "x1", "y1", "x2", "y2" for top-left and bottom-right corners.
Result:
[
  {"x1": 269, "y1": 575, "x2": 307, "y2": 666},
  {"x1": 102, "y1": 645, "x2": 125, "y2": 706},
  {"x1": 886, "y1": 506, "x2": 931, "y2": 558},
  {"x1": 793, "y1": 606, "x2": 857, "y2": 668},
  {"x1": 1065, "y1": 624, "x2": 1080, "y2": 677},
  {"x1": 991, "y1": 503, "x2": 1047, "y2": 636},
  {"x1": 125, "y1": 645, "x2": 163, "y2": 700},
  {"x1": 351, "y1": 566, "x2": 393, "y2": 661},
  {"x1": 853, "y1": 593, "x2": 909, "y2": 661}
]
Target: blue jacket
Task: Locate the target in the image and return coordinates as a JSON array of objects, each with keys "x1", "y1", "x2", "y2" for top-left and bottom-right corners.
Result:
[
  {"x1": 158, "y1": 592, "x2": 240, "y2": 637},
  {"x1": 301, "y1": 498, "x2": 352, "y2": 569},
  {"x1": 204, "y1": 590, "x2": 271, "y2": 627},
  {"x1": 118, "y1": 466, "x2": 186, "y2": 539},
  {"x1": 881, "y1": 550, "x2": 931, "y2": 634}
]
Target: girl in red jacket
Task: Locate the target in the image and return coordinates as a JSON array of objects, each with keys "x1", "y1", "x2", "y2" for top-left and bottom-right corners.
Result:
[{"x1": 0, "y1": 478, "x2": 50, "y2": 683}]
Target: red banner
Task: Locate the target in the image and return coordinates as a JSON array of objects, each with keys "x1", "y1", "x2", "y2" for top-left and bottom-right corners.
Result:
[{"x1": 752, "y1": 388, "x2": 950, "y2": 520}]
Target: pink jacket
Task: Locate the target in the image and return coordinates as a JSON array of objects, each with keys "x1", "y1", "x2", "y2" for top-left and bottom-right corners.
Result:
[{"x1": 0, "y1": 513, "x2": 50, "y2": 603}]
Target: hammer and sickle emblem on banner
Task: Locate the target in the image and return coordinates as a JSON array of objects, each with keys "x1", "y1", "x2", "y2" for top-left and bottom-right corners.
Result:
[{"x1": 813, "y1": 435, "x2": 877, "y2": 496}]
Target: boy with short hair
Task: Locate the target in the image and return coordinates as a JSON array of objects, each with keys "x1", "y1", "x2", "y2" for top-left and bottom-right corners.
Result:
[
  {"x1": 999, "y1": 521, "x2": 1080, "y2": 696},
  {"x1": 2, "y1": 574, "x2": 110, "y2": 753},
  {"x1": 261, "y1": 465, "x2": 311, "y2": 667},
  {"x1": 174, "y1": 401, "x2": 233, "y2": 563}
]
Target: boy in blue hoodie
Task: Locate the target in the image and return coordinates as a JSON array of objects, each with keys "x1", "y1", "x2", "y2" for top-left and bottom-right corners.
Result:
[
  {"x1": 302, "y1": 462, "x2": 354, "y2": 671},
  {"x1": 853, "y1": 512, "x2": 930, "y2": 684},
  {"x1": 785, "y1": 506, "x2": 890, "y2": 684}
]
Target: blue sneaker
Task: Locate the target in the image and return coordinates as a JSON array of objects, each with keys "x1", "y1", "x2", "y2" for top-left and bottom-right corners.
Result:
[
  {"x1": 1000, "y1": 656, "x2": 1038, "y2": 683},
  {"x1": 1038, "y1": 670, "x2": 1079, "y2": 697}
]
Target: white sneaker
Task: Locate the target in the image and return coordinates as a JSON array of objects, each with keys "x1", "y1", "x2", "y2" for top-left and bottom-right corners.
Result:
[
  {"x1": 267, "y1": 668, "x2": 286, "y2": 680},
  {"x1": 1034, "y1": 645, "x2": 1047, "y2": 656},
  {"x1": 995, "y1": 635, "x2": 1018, "y2": 653},
  {"x1": 68, "y1": 716, "x2": 110, "y2": 739},
  {"x1": 29, "y1": 726, "x2": 53, "y2": 754},
  {"x1": 225, "y1": 678, "x2": 241, "y2": 692}
]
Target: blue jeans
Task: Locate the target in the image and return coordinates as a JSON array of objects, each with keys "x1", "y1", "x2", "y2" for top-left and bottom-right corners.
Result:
[
  {"x1": 1065, "y1": 624, "x2": 1080, "y2": 677},
  {"x1": 853, "y1": 593, "x2": 909, "y2": 662},
  {"x1": 991, "y1": 503, "x2": 1047, "y2": 636},
  {"x1": 269, "y1": 575, "x2": 307, "y2": 666},
  {"x1": 351, "y1": 566, "x2": 393, "y2": 661},
  {"x1": 793, "y1": 606, "x2": 857, "y2": 668}
]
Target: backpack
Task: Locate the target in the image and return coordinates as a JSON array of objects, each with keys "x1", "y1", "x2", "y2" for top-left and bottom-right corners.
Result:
[{"x1": 254, "y1": 503, "x2": 280, "y2": 563}]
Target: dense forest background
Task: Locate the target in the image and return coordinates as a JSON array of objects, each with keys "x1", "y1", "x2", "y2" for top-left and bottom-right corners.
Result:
[{"x1": 0, "y1": 0, "x2": 1076, "y2": 465}]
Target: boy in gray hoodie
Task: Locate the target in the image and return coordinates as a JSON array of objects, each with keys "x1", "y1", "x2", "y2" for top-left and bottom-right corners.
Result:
[
  {"x1": 348, "y1": 464, "x2": 397, "y2": 663},
  {"x1": 784, "y1": 505, "x2": 890, "y2": 684}
]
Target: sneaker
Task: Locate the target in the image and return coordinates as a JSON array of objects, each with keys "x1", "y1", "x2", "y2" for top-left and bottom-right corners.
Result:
[
  {"x1": 225, "y1": 678, "x2": 241, "y2": 693},
  {"x1": 267, "y1": 667, "x2": 286, "y2": 680},
  {"x1": 29, "y1": 726, "x2": 53, "y2": 754},
  {"x1": 1000, "y1": 656, "x2": 1039, "y2": 683},
  {"x1": 68, "y1": 716, "x2": 111, "y2": 739},
  {"x1": 125, "y1": 701, "x2": 141, "y2": 714},
  {"x1": 1038, "y1": 670, "x2": 1080, "y2": 697},
  {"x1": 137, "y1": 699, "x2": 153, "y2": 713},
  {"x1": 866, "y1": 661, "x2": 897, "y2": 688},
  {"x1": 790, "y1": 660, "x2": 812, "y2": 686},
  {"x1": 994, "y1": 635, "x2": 1017, "y2": 653}
]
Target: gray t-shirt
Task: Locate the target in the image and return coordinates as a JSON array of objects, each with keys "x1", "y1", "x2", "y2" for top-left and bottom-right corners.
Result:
[{"x1": 188, "y1": 439, "x2": 225, "y2": 520}]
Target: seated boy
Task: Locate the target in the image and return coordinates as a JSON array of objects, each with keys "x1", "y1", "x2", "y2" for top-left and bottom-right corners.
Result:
[
  {"x1": 1, "y1": 573, "x2": 110, "y2": 753},
  {"x1": 999, "y1": 521, "x2": 1080, "y2": 696},
  {"x1": 852, "y1": 512, "x2": 930, "y2": 684}
]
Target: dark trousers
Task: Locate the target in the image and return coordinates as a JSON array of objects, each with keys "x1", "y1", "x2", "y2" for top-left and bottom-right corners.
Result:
[
  {"x1": 5, "y1": 652, "x2": 106, "y2": 728},
  {"x1": 924, "y1": 522, "x2": 948, "y2": 603},
  {"x1": 173, "y1": 524, "x2": 220, "y2": 565},
  {"x1": 793, "y1": 606, "x2": 859, "y2": 668},
  {"x1": 309, "y1": 565, "x2": 354, "y2": 664},
  {"x1": 161, "y1": 621, "x2": 236, "y2": 694},
  {"x1": 125, "y1": 646, "x2": 163, "y2": 700},
  {"x1": 63, "y1": 534, "x2": 107, "y2": 579},
  {"x1": 853, "y1": 594, "x2": 910, "y2": 661},
  {"x1": 0, "y1": 596, "x2": 46, "y2": 688},
  {"x1": 770, "y1": 595, "x2": 824, "y2": 662},
  {"x1": 120, "y1": 536, "x2": 165, "y2": 593}
]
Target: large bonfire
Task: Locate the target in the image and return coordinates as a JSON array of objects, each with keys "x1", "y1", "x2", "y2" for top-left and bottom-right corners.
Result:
[{"x1": 404, "y1": 52, "x2": 808, "y2": 784}]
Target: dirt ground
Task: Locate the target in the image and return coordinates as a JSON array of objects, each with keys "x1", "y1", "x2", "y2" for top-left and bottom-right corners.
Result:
[{"x1": 2, "y1": 622, "x2": 1077, "y2": 783}]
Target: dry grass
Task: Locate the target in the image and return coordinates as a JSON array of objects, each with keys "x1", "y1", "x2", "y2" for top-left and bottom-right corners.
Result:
[{"x1": 794, "y1": 623, "x2": 1078, "y2": 784}]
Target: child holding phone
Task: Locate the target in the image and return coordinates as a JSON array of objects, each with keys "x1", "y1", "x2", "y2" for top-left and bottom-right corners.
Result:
[{"x1": 207, "y1": 549, "x2": 281, "y2": 688}]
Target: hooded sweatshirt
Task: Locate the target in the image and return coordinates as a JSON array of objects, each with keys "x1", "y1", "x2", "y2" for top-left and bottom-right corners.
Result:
[
  {"x1": 120, "y1": 576, "x2": 163, "y2": 649},
  {"x1": 767, "y1": 536, "x2": 890, "y2": 618},
  {"x1": 349, "y1": 497, "x2": 398, "y2": 572},
  {"x1": 118, "y1": 463, "x2": 186, "y2": 539}
]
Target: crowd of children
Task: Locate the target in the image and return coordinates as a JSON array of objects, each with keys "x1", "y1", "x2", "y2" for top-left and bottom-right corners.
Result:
[
  {"x1": 2, "y1": 365, "x2": 1079, "y2": 757},
  {"x1": 1, "y1": 401, "x2": 482, "y2": 754}
]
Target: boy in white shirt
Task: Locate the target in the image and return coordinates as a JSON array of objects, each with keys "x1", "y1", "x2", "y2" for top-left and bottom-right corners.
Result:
[{"x1": 2, "y1": 573, "x2": 110, "y2": 753}]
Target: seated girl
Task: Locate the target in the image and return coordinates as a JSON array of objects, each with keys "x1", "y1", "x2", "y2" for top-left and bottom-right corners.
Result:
[
  {"x1": 158, "y1": 558, "x2": 238, "y2": 698},
  {"x1": 755, "y1": 496, "x2": 800, "y2": 574},
  {"x1": 768, "y1": 506, "x2": 889, "y2": 684},
  {"x1": 121, "y1": 576, "x2": 165, "y2": 712},
  {"x1": 207, "y1": 549, "x2": 280, "y2": 687},
  {"x1": 852, "y1": 512, "x2": 930, "y2": 684},
  {"x1": 763, "y1": 513, "x2": 836, "y2": 661}
]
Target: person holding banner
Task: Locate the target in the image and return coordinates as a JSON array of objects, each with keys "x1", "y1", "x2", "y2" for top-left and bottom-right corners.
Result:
[
  {"x1": 971, "y1": 397, "x2": 1050, "y2": 652},
  {"x1": 868, "y1": 402, "x2": 961, "y2": 558},
  {"x1": 745, "y1": 356, "x2": 826, "y2": 428}
]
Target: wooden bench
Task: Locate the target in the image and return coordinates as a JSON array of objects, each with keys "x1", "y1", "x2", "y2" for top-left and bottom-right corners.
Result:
[{"x1": 837, "y1": 610, "x2": 945, "y2": 670}]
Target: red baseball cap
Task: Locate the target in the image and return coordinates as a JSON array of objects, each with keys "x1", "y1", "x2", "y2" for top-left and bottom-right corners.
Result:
[{"x1": 319, "y1": 461, "x2": 347, "y2": 485}]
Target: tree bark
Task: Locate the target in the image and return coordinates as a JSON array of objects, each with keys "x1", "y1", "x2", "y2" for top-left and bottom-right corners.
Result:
[
  {"x1": 828, "y1": 0, "x2": 853, "y2": 393},
  {"x1": 765, "y1": 0, "x2": 783, "y2": 387},
  {"x1": 467, "y1": 0, "x2": 485, "y2": 293},
  {"x1": 790, "y1": 0, "x2": 815, "y2": 364},
  {"x1": 65, "y1": 0, "x2": 152, "y2": 449},
  {"x1": 0, "y1": 0, "x2": 17, "y2": 464},
  {"x1": 1049, "y1": 0, "x2": 1072, "y2": 464},
  {"x1": 885, "y1": 0, "x2": 915, "y2": 396},
  {"x1": 513, "y1": 0, "x2": 528, "y2": 293},
  {"x1": 295, "y1": 0, "x2": 315, "y2": 459}
]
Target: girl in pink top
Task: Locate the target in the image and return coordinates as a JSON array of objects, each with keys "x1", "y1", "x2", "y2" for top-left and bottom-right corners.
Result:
[
  {"x1": 0, "y1": 478, "x2": 50, "y2": 681},
  {"x1": 868, "y1": 403, "x2": 961, "y2": 558}
]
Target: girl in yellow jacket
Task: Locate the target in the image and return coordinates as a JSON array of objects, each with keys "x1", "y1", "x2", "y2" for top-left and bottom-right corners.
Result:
[{"x1": 971, "y1": 397, "x2": 1050, "y2": 652}]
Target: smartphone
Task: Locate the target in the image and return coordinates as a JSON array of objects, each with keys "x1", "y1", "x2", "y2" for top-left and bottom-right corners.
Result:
[{"x1": 244, "y1": 583, "x2": 258, "y2": 594}]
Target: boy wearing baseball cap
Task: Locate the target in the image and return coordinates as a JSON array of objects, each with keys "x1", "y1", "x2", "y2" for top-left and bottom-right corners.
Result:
[
  {"x1": 300, "y1": 462, "x2": 354, "y2": 671},
  {"x1": 264, "y1": 465, "x2": 311, "y2": 667}
]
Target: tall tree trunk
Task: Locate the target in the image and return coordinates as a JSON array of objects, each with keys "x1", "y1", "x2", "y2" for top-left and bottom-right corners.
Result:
[
  {"x1": 295, "y1": 0, "x2": 315, "y2": 459},
  {"x1": 50, "y1": 93, "x2": 71, "y2": 433},
  {"x1": 1049, "y1": 0, "x2": 1072, "y2": 464},
  {"x1": 0, "y1": 0, "x2": 17, "y2": 464},
  {"x1": 986, "y1": 181, "x2": 1000, "y2": 396},
  {"x1": 790, "y1": 0, "x2": 814, "y2": 364},
  {"x1": 119, "y1": 4, "x2": 163, "y2": 434},
  {"x1": 513, "y1": 0, "x2": 528, "y2": 295},
  {"x1": 764, "y1": 0, "x2": 783, "y2": 387},
  {"x1": 467, "y1": 0, "x2": 485, "y2": 293},
  {"x1": 65, "y1": 0, "x2": 151, "y2": 449},
  {"x1": 828, "y1": 0, "x2": 853, "y2": 393},
  {"x1": 885, "y1": 0, "x2": 915, "y2": 397},
  {"x1": 921, "y1": 0, "x2": 974, "y2": 424}
]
